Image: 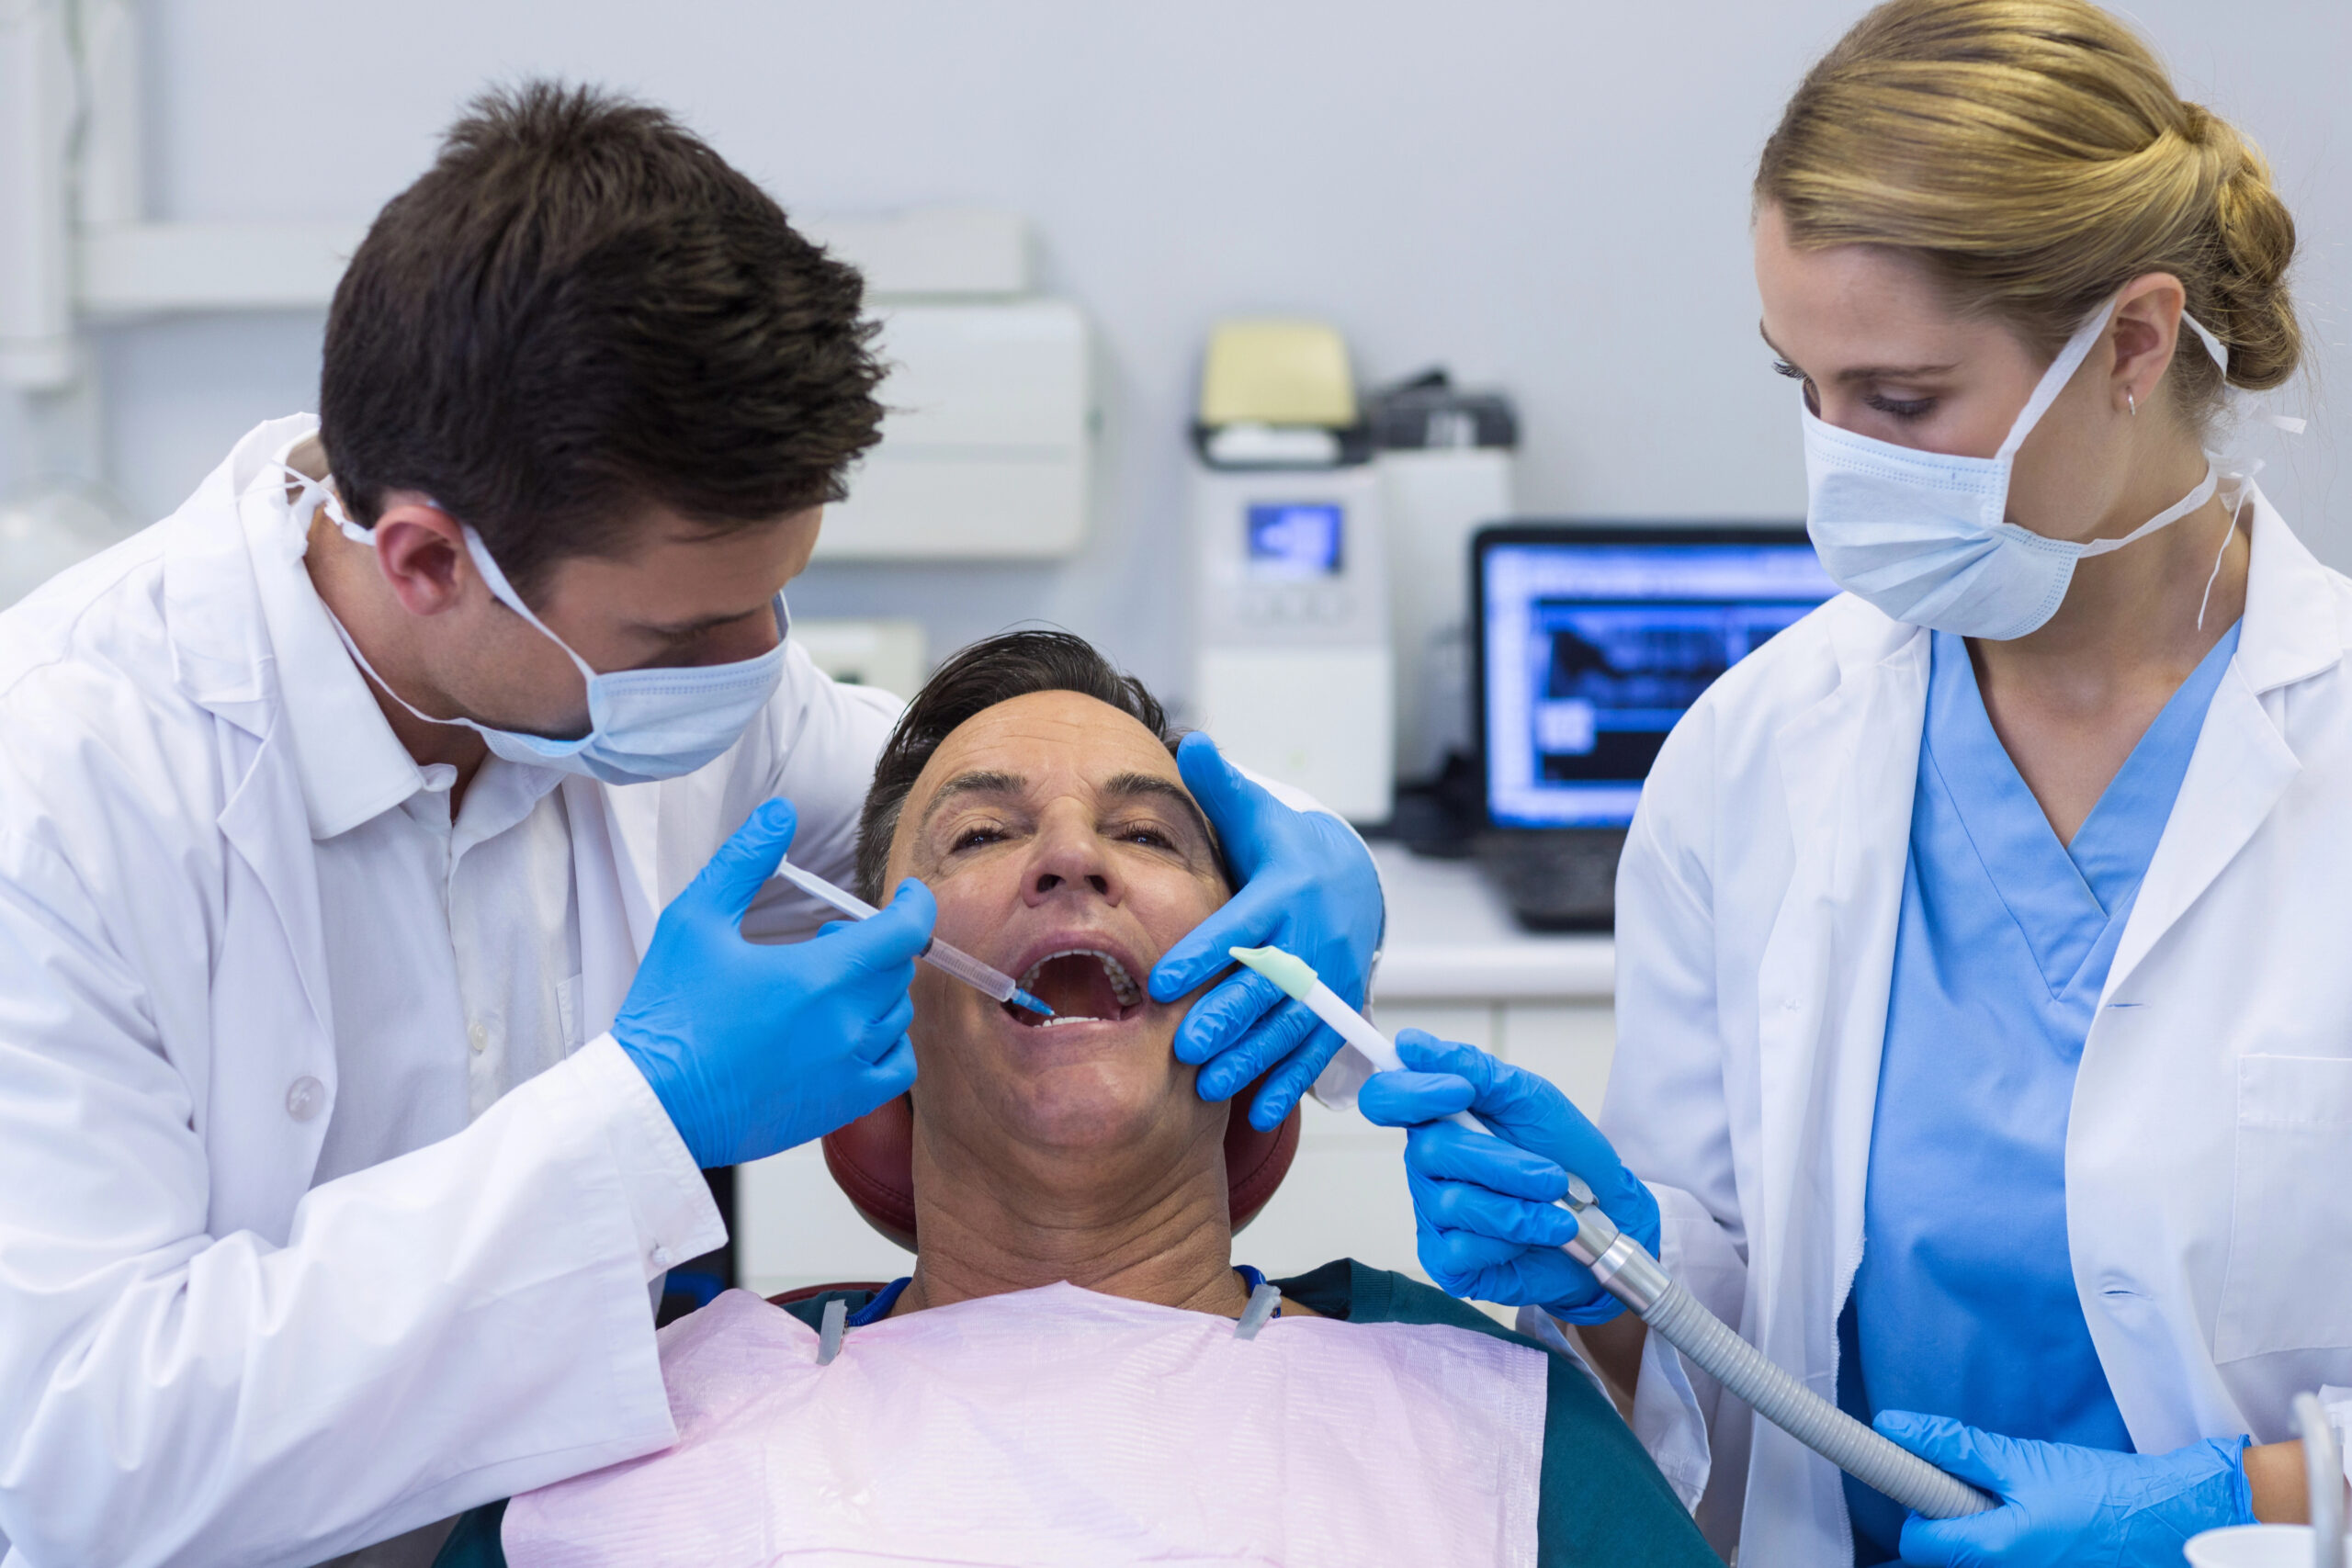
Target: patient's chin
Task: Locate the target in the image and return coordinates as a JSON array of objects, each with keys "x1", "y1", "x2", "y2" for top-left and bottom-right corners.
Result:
[{"x1": 997, "y1": 1056, "x2": 1196, "y2": 1154}]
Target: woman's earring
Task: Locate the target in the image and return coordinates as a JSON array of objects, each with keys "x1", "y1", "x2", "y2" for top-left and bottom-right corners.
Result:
[{"x1": 2127, "y1": 391, "x2": 2137, "y2": 416}]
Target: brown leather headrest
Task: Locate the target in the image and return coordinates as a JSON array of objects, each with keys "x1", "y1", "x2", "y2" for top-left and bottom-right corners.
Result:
[{"x1": 820, "y1": 1089, "x2": 1302, "y2": 1251}]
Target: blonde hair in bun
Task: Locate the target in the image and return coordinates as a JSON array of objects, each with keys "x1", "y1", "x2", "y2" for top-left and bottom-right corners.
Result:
[{"x1": 1758, "y1": 0, "x2": 2301, "y2": 428}]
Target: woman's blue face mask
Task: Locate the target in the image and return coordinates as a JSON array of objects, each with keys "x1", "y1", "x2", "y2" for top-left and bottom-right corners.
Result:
[{"x1": 1799, "y1": 299, "x2": 2230, "y2": 641}]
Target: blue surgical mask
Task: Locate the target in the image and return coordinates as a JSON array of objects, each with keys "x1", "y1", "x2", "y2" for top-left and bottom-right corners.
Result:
[
  {"x1": 1801, "y1": 298, "x2": 2228, "y2": 640},
  {"x1": 301, "y1": 474, "x2": 786, "y2": 785}
]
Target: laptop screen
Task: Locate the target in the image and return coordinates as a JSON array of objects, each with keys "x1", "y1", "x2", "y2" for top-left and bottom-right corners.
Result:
[{"x1": 1479, "y1": 529, "x2": 1837, "y2": 829}]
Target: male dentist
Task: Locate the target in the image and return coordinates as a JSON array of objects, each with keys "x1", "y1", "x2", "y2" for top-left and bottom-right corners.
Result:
[{"x1": 0, "y1": 83, "x2": 1379, "y2": 1568}]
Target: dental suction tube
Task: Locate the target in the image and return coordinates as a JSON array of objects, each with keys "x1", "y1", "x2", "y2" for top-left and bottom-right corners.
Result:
[{"x1": 1227, "y1": 945, "x2": 1997, "y2": 1522}]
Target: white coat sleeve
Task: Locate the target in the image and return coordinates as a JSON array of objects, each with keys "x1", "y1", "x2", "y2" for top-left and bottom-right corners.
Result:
[
  {"x1": 1597, "y1": 702, "x2": 1752, "y2": 1511},
  {"x1": 0, "y1": 831, "x2": 720, "y2": 1568}
]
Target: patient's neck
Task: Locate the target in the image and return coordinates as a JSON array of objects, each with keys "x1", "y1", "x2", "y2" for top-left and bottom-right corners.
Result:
[{"x1": 899, "y1": 1119, "x2": 1250, "y2": 1320}]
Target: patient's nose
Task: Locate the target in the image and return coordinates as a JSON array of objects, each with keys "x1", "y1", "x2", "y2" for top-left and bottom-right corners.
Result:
[{"x1": 1025, "y1": 805, "x2": 1117, "y2": 903}]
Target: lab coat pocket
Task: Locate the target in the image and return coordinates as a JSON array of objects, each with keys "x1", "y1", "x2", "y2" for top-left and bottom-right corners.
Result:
[{"x1": 2214, "y1": 1054, "x2": 2352, "y2": 1362}]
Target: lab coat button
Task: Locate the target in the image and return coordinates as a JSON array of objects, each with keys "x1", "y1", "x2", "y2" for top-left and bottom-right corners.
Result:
[
  {"x1": 469, "y1": 1021, "x2": 490, "y2": 1054},
  {"x1": 285, "y1": 1076, "x2": 327, "y2": 1122}
]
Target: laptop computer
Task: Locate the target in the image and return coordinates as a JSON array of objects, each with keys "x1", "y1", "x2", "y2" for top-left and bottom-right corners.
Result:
[{"x1": 1472, "y1": 523, "x2": 1837, "y2": 930}]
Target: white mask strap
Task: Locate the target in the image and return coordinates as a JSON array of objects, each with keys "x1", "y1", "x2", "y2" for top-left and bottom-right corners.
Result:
[
  {"x1": 2181, "y1": 312, "x2": 2230, "y2": 378},
  {"x1": 296, "y1": 468, "x2": 601, "y2": 688},
  {"x1": 2174, "y1": 312, "x2": 2308, "y2": 433},
  {"x1": 1994, "y1": 301, "x2": 2251, "y2": 464},
  {"x1": 1996, "y1": 299, "x2": 2120, "y2": 462},
  {"x1": 319, "y1": 601, "x2": 479, "y2": 737},
  {"x1": 2077, "y1": 460, "x2": 2219, "y2": 560},
  {"x1": 453, "y1": 524, "x2": 601, "y2": 685}
]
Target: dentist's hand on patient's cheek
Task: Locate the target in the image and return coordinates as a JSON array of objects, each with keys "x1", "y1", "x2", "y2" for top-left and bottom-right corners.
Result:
[
  {"x1": 1150, "y1": 732, "x2": 1383, "y2": 1131},
  {"x1": 615, "y1": 799, "x2": 931, "y2": 1169},
  {"x1": 1357, "y1": 1032, "x2": 1659, "y2": 1324}
]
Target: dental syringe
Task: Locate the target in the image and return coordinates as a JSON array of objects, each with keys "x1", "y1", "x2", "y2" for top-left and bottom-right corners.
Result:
[
  {"x1": 766, "y1": 859, "x2": 1057, "y2": 1019},
  {"x1": 1228, "y1": 943, "x2": 1996, "y2": 1523}
]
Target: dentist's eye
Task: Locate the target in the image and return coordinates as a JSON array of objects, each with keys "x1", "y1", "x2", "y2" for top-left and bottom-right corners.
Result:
[
  {"x1": 1770, "y1": 358, "x2": 1805, "y2": 381},
  {"x1": 1866, "y1": 391, "x2": 1935, "y2": 420}
]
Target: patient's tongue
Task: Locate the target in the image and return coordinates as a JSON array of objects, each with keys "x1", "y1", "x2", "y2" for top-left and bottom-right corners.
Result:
[{"x1": 1030, "y1": 955, "x2": 1121, "y2": 1021}]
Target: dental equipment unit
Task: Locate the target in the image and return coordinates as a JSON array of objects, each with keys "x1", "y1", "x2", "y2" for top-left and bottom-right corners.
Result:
[
  {"x1": 1228, "y1": 943, "x2": 1997, "y2": 1521},
  {"x1": 767, "y1": 859, "x2": 1057, "y2": 1019}
]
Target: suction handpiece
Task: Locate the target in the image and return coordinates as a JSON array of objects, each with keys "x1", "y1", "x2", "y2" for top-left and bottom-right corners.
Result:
[{"x1": 1227, "y1": 944, "x2": 1996, "y2": 1522}]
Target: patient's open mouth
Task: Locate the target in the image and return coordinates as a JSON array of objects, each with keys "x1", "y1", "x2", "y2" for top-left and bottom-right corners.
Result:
[{"x1": 1008, "y1": 950, "x2": 1143, "y2": 1027}]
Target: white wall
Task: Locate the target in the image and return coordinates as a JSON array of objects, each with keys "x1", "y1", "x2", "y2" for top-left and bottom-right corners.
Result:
[{"x1": 2, "y1": 0, "x2": 2346, "y2": 702}]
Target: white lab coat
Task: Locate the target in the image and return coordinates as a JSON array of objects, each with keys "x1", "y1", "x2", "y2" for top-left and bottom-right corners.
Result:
[
  {"x1": 0, "y1": 418, "x2": 900, "y2": 1566},
  {"x1": 1603, "y1": 488, "x2": 2352, "y2": 1564}
]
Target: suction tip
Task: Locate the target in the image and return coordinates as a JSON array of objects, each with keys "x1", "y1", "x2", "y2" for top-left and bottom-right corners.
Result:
[{"x1": 1227, "y1": 944, "x2": 1318, "y2": 1003}]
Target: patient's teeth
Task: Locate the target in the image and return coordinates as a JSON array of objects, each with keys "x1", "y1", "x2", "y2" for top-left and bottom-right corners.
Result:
[{"x1": 1014, "y1": 948, "x2": 1144, "y2": 1011}]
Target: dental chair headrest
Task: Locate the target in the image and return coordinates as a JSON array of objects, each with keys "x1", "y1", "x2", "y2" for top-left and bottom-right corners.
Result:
[{"x1": 821, "y1": 1090, "x2": 1302, "y2": 1251}]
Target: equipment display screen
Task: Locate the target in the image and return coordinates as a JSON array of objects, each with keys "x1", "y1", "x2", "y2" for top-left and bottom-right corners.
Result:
[
  {"x1": 1246, "y1": 503, "x2": 1344, "y2": 578},
  {"x1": 1483, "y1": 539, "x2": 1835, "y2": 828}
]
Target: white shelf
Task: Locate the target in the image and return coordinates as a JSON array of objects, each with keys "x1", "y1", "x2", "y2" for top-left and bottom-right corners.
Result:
[{"x1": 1369, "y1": 841, "x2": 1612, "y2": 1002}]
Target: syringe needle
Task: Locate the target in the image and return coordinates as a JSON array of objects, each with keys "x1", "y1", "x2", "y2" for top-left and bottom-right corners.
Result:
[{"x1": 765, "y1": 858, "x2": 1057, "y2": 1018}]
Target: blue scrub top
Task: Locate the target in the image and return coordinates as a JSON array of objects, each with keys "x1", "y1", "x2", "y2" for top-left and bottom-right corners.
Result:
[{"x1": 1840, "y1": 623, "x2": 2242, "y2": 1562}]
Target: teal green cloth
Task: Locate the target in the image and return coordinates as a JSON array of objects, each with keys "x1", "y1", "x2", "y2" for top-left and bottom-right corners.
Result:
[{"x1": 435, "y1": 1258, "x2": 1712, "y2": 1567}]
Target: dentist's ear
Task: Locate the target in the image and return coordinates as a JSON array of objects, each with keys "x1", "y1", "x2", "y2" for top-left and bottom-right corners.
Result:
[
  {"x1": 2106, "y1": 273, "x2": 2190, "y2": 419},
  {"x1": 367, "y1": 498, "x2": 474, "y2": 619}
]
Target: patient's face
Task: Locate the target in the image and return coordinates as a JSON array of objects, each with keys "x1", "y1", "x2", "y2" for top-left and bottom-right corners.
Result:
[{"x1": 884, "y1": 691, "x2": 1232, "y2": 1166}]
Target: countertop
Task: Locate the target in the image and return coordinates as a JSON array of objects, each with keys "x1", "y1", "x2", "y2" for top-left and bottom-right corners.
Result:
[{"x1": 1368, "y1": 842, "x2": 1614, "y2": 1002}]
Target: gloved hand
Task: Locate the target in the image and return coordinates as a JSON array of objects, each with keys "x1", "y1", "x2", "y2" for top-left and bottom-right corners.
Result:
[
  {"x1": 1149, "y1": 733, "x2": 1383, "y2": 1130},
  {"x1": 1875, "y1": 1412, "x2": 2254, "y2": 1567},
  {"x1": 1357, "y1": 1031, "x2": 1659, "y2": 1324},
  {"x1": 616, "y1": 799, "x2": 932, "y2": 1168}
]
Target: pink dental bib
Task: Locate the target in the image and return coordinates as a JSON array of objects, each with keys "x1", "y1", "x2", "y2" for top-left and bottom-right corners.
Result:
[{"x1": 504, "y1": 1281, "x2": 1546, "y2": 1567}]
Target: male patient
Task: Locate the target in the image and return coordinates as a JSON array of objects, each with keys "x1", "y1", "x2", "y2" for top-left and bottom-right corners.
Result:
[{"x1": 437, "y1": 631, "x2": 1710, "y2": 1567}]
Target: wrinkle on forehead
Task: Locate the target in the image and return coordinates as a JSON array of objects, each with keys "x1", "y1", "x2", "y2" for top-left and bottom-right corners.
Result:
[{"x1": 909, "y1": 694, "x2": 1185, "y2": 812}]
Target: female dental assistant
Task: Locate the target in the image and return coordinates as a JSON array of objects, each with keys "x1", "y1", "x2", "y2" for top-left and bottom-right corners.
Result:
[{"x1": 1363, "y1": 1, "x2": 2352, "y2": 1562}]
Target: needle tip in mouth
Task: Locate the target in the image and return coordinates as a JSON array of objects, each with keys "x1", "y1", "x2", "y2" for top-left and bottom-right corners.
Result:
[{"x1": 1009, "y1": 987, "x2": 1057, "y2": 1019}]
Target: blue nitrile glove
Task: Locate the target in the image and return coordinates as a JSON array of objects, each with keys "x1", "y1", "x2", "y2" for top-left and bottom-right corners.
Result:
[
  {"x1": 1357, "y1": 1031, "x2": 1661, "y2": 1324},
  {"x1": 1149, "y1": 732, "x2": 1383, "y2": 1130},
  {"x1": 615, "y1": 799, "x2": 932, "y2": 1168},
  {"x1": 1875, "y1": 1413, "x2": 2254, "y2": 1566}
]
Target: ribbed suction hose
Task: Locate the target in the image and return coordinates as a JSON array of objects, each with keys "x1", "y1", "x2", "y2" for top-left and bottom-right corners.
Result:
[
  {"x1": 1563, "y1": 1176, "x2": 1996, "y2": 1520},
  {"x1": 1215, "y1": 951, "x2": 1999, "y2": 1521}
]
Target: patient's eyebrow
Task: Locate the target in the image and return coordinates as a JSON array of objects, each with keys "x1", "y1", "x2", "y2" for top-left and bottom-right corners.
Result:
[
  {"x1": 1102, "y1": 772, "x2": 1215, "y2": 847},
  {"x1": 916, "y1": 769, "x2": 1026, "y2": 835}
]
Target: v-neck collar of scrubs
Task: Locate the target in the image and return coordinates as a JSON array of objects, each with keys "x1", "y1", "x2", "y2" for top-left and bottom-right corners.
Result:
[{"x1": 1922, "y1": 622, "x2": 2244, "y2": 998}]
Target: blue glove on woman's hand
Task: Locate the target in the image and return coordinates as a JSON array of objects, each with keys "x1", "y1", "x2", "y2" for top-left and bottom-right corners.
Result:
[
  {"x1": 616, "y1": 799, "x2": 933, "y2": 1168},
  {"x1": 1875, "y1": 1411, "x2": 2254, "y2": 1567},
  {"x1": 1149, "y1": 733, "x2": 1383, "y2": 1130},
  {"x1": 1356, "y1": 1031, "x2": 1660, "y2": 1323}
]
